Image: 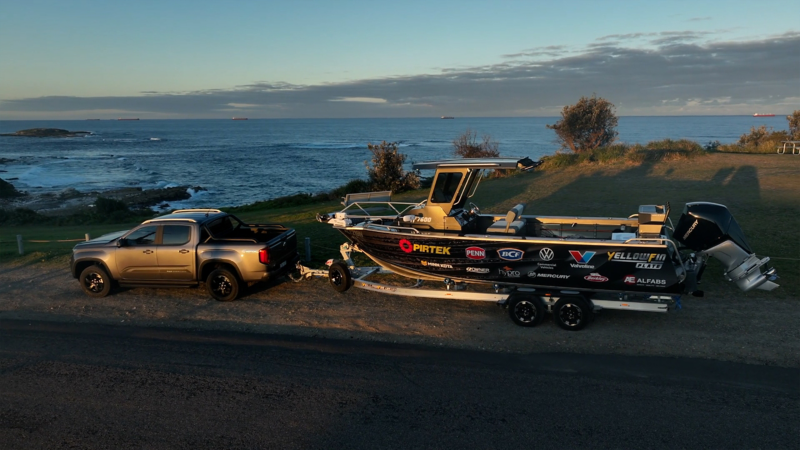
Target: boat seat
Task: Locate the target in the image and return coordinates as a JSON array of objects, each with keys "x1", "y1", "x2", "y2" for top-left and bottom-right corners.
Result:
[{"x1": 487, "y1": 203, "x2": 526, "y2": 235}]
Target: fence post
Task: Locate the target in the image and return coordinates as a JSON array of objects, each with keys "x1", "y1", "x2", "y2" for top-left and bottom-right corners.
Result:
[
  {"x1": 304, "y1": 237, "x2": 311, "y2": 262},
  {"x1": 85, "y1": 233, "x2": 90, "y2": 241},
  {"x1": 17, "y1": 235, "x2": 23, "y2": 255}
]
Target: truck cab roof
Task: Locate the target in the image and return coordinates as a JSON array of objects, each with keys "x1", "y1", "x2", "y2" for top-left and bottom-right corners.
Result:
[{"x1": 143, "y1": 209, "x2": 227, "y2": 225}]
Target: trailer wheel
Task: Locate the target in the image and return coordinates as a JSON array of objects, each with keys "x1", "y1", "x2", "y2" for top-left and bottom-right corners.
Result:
[
  {"x1": 507, "y1": 294, "x2": 546, "y2": 327},
  {"x1": 328, "y1": 261, "x2": 352, "y2": 292},
  {"x1": 553, "y1": 296, "x2": 591, "y2": 331}
]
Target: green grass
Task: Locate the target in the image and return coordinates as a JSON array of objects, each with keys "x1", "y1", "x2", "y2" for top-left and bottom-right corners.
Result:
[{"x1": 2, "y1": 152, "x2": 797, "y2": 298}]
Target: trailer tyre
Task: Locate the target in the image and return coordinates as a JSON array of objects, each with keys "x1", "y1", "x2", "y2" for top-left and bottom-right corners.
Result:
[
  {"x1": 206, "y1": 268, "x2": 239, "y2": 302},
  {"x1": 507, "y1": 294, "x2": 546, "y2": 327},
  {"x1": 79, "y1": 265, "x2": 112, "y2": 298},
  {"x1": 328, "y1": 261, "x2": 352, "y2": 292},
  {"x1": 553, "y1": 296, "x2": 591, "y2": 331}
]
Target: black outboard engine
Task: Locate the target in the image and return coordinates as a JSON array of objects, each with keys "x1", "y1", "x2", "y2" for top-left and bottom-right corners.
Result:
[{"x1": 674, "y1": 202, "x2": 778, "y2": 292}]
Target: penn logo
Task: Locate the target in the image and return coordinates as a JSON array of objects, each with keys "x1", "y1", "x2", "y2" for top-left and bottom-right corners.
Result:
[{"x1": 465, "y1": 247, "x2": 486, "y2": 260}]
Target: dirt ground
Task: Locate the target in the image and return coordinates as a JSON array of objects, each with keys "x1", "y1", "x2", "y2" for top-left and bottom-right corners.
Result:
[{"x1": 1, "y1": 258, "x2": 797, "y2": 368}]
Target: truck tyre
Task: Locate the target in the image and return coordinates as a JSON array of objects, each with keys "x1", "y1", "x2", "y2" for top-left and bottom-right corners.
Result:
[
  {"x1": 328, "y1": 261, "x2": 352, "y2": 292},
  {"x1": 206, "y1": 268, "x2": 239, "y2": 302},
  {"x1": 507, "y1": 293, "x2": 545, "y2": 327},
  {"x1": 553, "y1": 296, "x2": 592, "y2": 331},
  {"x1": 79, "y1": 265, "x2": 112, "y2": 298}
]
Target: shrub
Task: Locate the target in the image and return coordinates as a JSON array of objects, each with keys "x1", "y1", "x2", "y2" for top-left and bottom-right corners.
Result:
[
  {"x1": 547, "y1": 95, "x2": 619, "y2": 153},
  {"x1": 0, "y1": 178, "x2": 25, "y2": 199},
  {"x1": 538, "y1": 139, "x2": 706, "y2": 170},
  {"x1": 718, "y1": 125, "x2": 790, "y2": 153},
  {"x1": 788, "y1": 110, "x2": 800, "y2": 140},
  {"x1": 365, "y1": 141, "x2": 420, "y2": 193},
  {"x1": 453, "y1": 129, "x2": 500, "y2": 158}
]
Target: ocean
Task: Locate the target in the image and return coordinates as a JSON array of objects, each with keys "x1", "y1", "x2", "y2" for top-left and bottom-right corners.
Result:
[{"x1": 0, "y1": 116, "x2": 790, "y2": 209}]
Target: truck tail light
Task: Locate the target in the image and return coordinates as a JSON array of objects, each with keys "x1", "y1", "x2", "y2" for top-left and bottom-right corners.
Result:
[{"x1": 259, "y1": 248, "x2": 270, "y2": 264}]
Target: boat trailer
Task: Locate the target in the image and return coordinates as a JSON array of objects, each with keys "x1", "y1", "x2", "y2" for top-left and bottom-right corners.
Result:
[{"x1": 292, "y1": 243, "x2": 678, "y2": 331}]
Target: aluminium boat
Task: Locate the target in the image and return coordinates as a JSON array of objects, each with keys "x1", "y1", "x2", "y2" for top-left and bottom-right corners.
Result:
[{"x1": 317, "y1": 157, "x2": 778, "y2": 297}]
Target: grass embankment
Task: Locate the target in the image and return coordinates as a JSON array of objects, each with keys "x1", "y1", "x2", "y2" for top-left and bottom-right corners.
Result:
[{"x1": 2, "y1": 152, "x2": 797, "y2": 298}]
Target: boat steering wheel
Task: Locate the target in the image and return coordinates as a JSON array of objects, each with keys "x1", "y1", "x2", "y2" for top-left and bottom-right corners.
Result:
[{"x1": 468, "y1": 202, "x2": 480, "y2": 216}]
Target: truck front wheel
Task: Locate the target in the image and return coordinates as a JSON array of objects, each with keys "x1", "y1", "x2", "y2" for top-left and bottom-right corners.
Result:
[
  {"x1": 79, "y1": 265, "x2": 112, "y2": 298},
  {"x1": 206, "y1": 268, "x2": 239, "y2": 302}
]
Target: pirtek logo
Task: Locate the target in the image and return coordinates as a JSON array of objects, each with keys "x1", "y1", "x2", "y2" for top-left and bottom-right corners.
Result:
[
  {"x1": 569, "y1": 251, "x2": 596, "y2": 264},
  {"x1": 466, "y1": 247, "x2": 486, "y2": 260},
  {"x1": 399, "y1": 239, "x2": 450, "y2": 255},
  {"x1": 607, "y1": 252, "x2": 667, "y2": 263}
]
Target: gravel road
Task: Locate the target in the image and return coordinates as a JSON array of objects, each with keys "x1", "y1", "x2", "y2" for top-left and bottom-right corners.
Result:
[{"x1": 1, "y1": 259, "x2": 797, "y2": 367}]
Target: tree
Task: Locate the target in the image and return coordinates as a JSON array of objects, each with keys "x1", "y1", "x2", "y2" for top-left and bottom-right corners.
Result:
[
  {"x1": 547, "y1": 95, "x2": 619, "y2": 153},
  {"x1": 788, "y1": 110, "x2": 800, "y2": 140},
  {"x1": 365, "y1": 141, "x2": 420, "y2": 193},
  {"x1": 452, "y1": 128, "x2": 500, "y2": 158}
]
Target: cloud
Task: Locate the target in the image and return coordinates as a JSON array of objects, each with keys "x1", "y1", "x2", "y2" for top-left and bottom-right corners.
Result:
[{"x1": 1, "y1": 31, "x2": 798, "y2": 118}]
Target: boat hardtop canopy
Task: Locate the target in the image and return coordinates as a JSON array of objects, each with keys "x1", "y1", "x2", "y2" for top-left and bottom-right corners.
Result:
[{"x1": 412, "y1": 157, "x2": 536, "y2": 171}]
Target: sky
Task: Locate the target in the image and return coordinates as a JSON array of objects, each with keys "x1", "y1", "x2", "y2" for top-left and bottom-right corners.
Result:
[{"x1": 0, "y1": 0, "x2": 798, "y2": 119}]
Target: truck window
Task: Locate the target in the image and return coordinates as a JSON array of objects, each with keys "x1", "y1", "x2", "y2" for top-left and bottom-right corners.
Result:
[
  {"x1": 162, "y1": 225, "x2": 191, "y2": 245},
  {"x1": 125, "y1": 226, "x2": 157, "y2": 245}
]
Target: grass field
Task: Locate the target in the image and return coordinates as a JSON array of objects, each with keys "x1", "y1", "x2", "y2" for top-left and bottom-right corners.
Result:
[{"x1": 2, "y1": 153, "x2": 797, "y2": 297}]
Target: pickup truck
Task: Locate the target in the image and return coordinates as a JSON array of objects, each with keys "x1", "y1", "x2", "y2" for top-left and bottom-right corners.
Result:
[{"x1": 70, "y1": 209, "x2": 299, "y2": 301}]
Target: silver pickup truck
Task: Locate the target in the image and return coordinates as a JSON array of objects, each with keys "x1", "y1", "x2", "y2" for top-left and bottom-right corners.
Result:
[{"x1": 70, "y1": 209, "x2": 299, "y2": 301}]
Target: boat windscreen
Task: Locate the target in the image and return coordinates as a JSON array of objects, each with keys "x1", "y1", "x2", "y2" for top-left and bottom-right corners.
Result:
[{"x1": 430, "y1": 172, "x2": 464, "y2": 204}]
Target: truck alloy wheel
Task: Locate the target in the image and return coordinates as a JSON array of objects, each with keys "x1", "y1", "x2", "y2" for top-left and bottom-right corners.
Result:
[
  {"x1": 206, "y1": 268, "x2": 239, "y2": 302},
  {"x1": 79, "y1": 265, "x2": 112, "y2": 298}
]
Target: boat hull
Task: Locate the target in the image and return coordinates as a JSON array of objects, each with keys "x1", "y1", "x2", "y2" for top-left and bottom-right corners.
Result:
[{"x1": 338, "y1": 227, "x2": 684, "y2": 294}]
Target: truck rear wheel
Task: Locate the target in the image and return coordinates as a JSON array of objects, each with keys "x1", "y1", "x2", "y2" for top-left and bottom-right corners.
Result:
[
  {"x1": 79, "y1": 265, "x2": 112, "y2": 298},
  {"x1": 328, "y1": 261, "x2": 352, "y2": 292},
  {"x1": 206, "y1": 268, "x2": 239, "y2": 302},
  {"x1": 553, "y1": 296, "x2": 592, "y2": 331},
  {"x1": 507, "y1": 293, "x2": 545, "y2": 327}
]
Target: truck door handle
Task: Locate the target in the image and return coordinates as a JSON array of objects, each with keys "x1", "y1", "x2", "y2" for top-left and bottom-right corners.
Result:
[
  {"x1": 179, "y1": 249, "x2": 190, "y2": 254},
  {"x1": 143, "y1": 250, "x2": 153, "y2": 254}
]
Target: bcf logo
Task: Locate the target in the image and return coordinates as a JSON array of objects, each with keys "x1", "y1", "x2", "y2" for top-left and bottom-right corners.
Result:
[{"x1": 498, "y1": 248, "x2": 524, "y2": 261}]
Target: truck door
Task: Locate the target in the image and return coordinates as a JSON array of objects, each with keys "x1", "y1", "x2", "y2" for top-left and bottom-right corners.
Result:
[
  {"x1": 116, "y1": 225, "x2": 159, "y2": 280},
  {"x1": 157, "y1": 225, "x2": 195, "y2": 281}
]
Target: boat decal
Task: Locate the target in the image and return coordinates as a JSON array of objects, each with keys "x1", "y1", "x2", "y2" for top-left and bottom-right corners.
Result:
[
  {"x1": 466, "y1": 267, "x2": 490, "y2": 274},
  {"x1": 538, "y1": 248, "x2": 554, "y2": 261},
  {"x1": 399, "y1": 239, "x2": 413, "y2": 253},
  {"x1": 465, "y1": 247, "x2": 486, "y2": 260},
  {"x1": 535, "y1": 273, "x2": 571, "y2": 279},
  {"x1": 421, "y1": 261, "x2": 454, "y2": 269},
  {"x1": 413, "y1": 244, "x2": 451, "y2": 255},
  {"x1": 498, "y1": 248, "x2": 524, "y2": 261},
  {"x1": 584, "y1": 273, "x2": 609, "y2": 282},
  {"x1": 498, "y1": 266, "x2": 521, "y2": 278},
  {"x1": 569, "y1": 250, "x2": 596, "y2": 263},
  {"x1": 624, "y1": 275, "x2": 667, "y2": 288}
]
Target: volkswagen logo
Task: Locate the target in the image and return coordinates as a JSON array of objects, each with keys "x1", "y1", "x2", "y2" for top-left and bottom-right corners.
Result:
[{"x1": 539, "y1": 248, "x2": 554, "y2": 261}]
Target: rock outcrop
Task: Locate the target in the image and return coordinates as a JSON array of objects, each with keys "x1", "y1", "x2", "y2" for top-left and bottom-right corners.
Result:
[{"x1": 0, "y1": 128, "x2": 91, "y2": 138}]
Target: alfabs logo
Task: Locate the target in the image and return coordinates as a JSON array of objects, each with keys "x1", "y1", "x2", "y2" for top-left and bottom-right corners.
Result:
[{"x1": 498, "y1": 248, "x2": 524, "y2": 261}]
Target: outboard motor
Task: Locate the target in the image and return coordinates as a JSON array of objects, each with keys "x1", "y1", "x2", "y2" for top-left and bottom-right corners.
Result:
[{"x1": 674, "y1": 202, "x2": 779, "y2": 292}]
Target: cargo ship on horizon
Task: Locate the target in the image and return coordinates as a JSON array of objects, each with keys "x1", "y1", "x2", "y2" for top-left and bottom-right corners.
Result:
[{"x1": 753, "y1": 113, "x2": 775, "y2": 117}]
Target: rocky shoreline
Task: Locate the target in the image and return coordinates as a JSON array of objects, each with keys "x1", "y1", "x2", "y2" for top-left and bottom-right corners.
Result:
[
  {"x1": 0, "y1": 184, "x2": 206, "y2": 215},
  {"x1": 0, "y1": 128, "x2": 92, "y2": 138}
]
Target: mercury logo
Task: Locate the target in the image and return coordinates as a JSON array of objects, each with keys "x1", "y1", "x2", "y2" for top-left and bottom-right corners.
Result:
[{"x1": 466, "y1": 247, "x2": 486, "y2": 260}]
